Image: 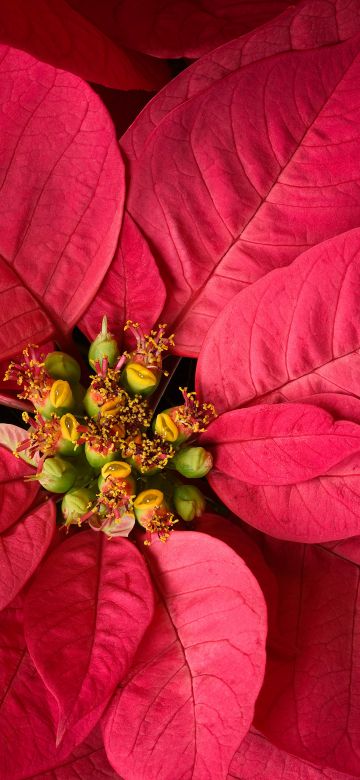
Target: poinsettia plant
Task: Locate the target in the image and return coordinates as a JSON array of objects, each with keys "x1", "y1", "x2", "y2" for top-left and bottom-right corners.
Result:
[{"x1": 2, "y1": 0, "x2": 360, "y2": 777}]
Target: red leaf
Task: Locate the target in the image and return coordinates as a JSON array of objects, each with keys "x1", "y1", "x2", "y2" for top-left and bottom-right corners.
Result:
[
  {"x1": 122, "y1": 0, "x2": 360, "y2": 164},
  {"x1": 253, "y1": 538, "x2": 360, "y2": 774},
  {"x1": 202, "y1": 397, "x2": 360, "y2": 541},
  {"x1": 0, "y1": 499, "x2": 56, "y2": 609},
  {"x1": 68, "y1": 0, "x2": 298, "y2": 58},
  {"x1": 103, "y1": 531, "x2": 267, "y2": 780},
  {"x1": 0, "y1": 599, "x2": 111, "y2": 778},
  {"x1": 197, "y1": 230, "x2": 360, "y2": 414},
  {"x1": 0, "y1": 444, "x2": 38, "y2": 531},
  {"x1": 0, "y1": 0, "x2": 169, "y2": 90},
  {"x1": 121, "y1": 8, "x2": 360, "y2": 355},
  {"x1": 24, "y1": 531, "x2": 154, "y2": 747},
  {"x1": 0, "y1": 46, "x2": 124, "y2": 360},
  {"x1": 228, "y1": 728, "x2": 355, "y2": 779},
  {"x1": 79, "y1": 212, "x2": 166, "y2": 342}
]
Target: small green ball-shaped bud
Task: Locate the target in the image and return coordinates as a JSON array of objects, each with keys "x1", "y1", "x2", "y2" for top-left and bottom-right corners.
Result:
[
  {"x1": 121, "y1": 362, "x2": 159, "y2": 397},
  {"x1": 172, "y1": 447, "x2": 213, "y2": 479},
  {"x1": 61, "y1": 485, "x2": 97, "y2": 524},
  {"x1": 38, "y1": 456, "x2": 76, "y2": 493},
  {"x1": 45, "y1": 352, "x2": 81, "y2": 383},
  {"x1": 84, "y1": 442, "x2": 119, "y2": 470},
  {"x1": 83, "y1": 387, "x2": 102, "y2": 418},
  {"x1": 173, "y1": 484, "x2": 206, "y2": 521},
  {"x1": 89, "y1": 316, "x2": 119, "y2": 368}
]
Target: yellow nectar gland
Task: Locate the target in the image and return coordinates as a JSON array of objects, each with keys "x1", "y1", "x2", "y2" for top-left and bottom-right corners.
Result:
[
  {"x1": 134, "y1": 489, "x2": 164, "y2": 511},
  {"x1": 100, "y1": 396, "x2": 125, "y2": 418},
  {"x1": 125, "y1": 363, "x2": 157, "y2": 391},
  {"x1": 154, "y1": 412, "x2": 179, "y2": 443},
  {"x1": 60, "y1": 413, "x2": 79, "y2": 442},
  {"x1": 101, "y1": 461, "x2": 131, "y2": 479},
  {"x1": 50, "y1": 380, "x2": 73, "y2": 409}
]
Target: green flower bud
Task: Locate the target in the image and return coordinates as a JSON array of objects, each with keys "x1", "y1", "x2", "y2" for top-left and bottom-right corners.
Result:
[
  {"x1": 84, "y1": 442, "x2": 119, "y2": 469},
  {"x1": 38, "y1": 456, "x2": 76, "y2": 493},
  {"x1": 133, "y1": 489, "x2": 165, "y2": 525},
  {"x1": 61, "y1": 485, "x2": 97, "y2": 525},
  {"x1": 45, "y1": 352, "x2": 81, "y2": 383},
  {"x1": 172, "y1": 447, "x2": 213, "y2": 479},
  {"x1": 121, "y1": 362, "x2": 159, "y2": 397},
  {"x1": 173, "y1": 484, "x2": 206, "y2": 521},
  {"x1": 83, "y1": 387, "x2": 102, "y2": 418},
  {"x1": 89, "y1": 316, "x2": 119, "y2": 368}
]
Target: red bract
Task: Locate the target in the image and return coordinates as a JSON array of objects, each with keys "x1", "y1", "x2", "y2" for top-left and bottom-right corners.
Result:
[
  {"x1": 67, "y1": 0, "x2": 297, "y2": 58},
  {"x1": 120, "y1": 0, "x2": 360, "y2": 356},
  {"x1": 253, "y1": 537, "x2": 360, "y2": 775},
  {"x1": 0, "y1": 0, "x2": 169, "y2": 90},
  {"x1": 103, "y1": 531, "x2": 267, "y2": 779},
  {"x1": 24, "y1": 531, "x2": 154, "y2": 747}
]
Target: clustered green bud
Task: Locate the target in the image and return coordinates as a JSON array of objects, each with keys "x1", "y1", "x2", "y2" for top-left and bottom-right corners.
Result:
[{"x1": 7, "y1": 317, "x2": 217, "y2": 544}]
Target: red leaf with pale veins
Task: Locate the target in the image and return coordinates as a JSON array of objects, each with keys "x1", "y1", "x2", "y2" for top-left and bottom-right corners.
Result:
[
  {"x1": 0, "y1": 444, "x2": 38, "y2": 531},
  {"x1": 68, "y1": 0, "x2": 297, "y2": 59},
  {"x1": 197, "y1": 230, "x2": 360, "y2": 414},
  {"x1": 0, "y1": 0, "x2": 169, "y2": 90},
  {"x1": 0, "y1": 499, "x2": 56, "y2": 609},
  {"x1": 24, "y1": 531, "x2": 154, "y2": 748},
  {"x1": 121, "y1": 16, "x2": 360, "y2": 355},
  {"x1": 228, "y1": 728, "x2": 356, "y2": 779},
  {"x1": 122, "y1": 0, "x2": 360, "y2": 164},
  {"x1": 103, "y1": 531, "x2": 267, "y2": 780},
  {"x1": 0, "y1": 45, "x2": 124, "y2": 360},
  {"x1": 0, "y1": 599, "x2": 114, "y2": 778},
  {"x1": 201, "y1": 396, "x2": 360, "y2": 541},
  {"x1": 253, "y1": 538, "x2": 360, "y2": 775},
  {"x1": 79, "y1": 212, "x2": 166, "y2": 342}
]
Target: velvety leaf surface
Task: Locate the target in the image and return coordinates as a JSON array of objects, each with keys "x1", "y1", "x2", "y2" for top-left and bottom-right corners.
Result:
[
  {"x1": 68, "y1": 0, "x2": 297, "y2": 58},
  {"x1": 79, "y1": 212, "x2": 166, "y2": 342},
  {"x1": 121, "y1": 13, "x2": 360, "y2": 355},
  {"x1": 202, "y1": 396, "x2": 360, "y2": 541},
  {"x1": 0, "y1": 0, "x2": 169, "y2": 90},
  {"x1": 103, "y1": 531, "x2": 267, "y2": 780},
  {"x1": 0, "y1": 45, "x2": 124, "y2": 360},
  {"x1": 24, "y1": 531, "x2": 154, "y2": 748},
  {"x1": 0, "y1": 444, "x2": 38, "y2": 533},
  {"x1": 228, "y1": 728, "x2": 356, "y2": 779},
  {"x1": 0, "y1": 498, "x2": 55, "y2": 609},
  {"x1": 0, "y1": 599, "x2": 110, "y2": 778},
  {"x1": 197, "y1": 230, "x2": 360, "y2": 414},
  {"x1": 253, "y1": 538, "x2": 360, "y2": 775},
  {"x1": 122, "y1": 0, "x2": 360, "y2": 163}
]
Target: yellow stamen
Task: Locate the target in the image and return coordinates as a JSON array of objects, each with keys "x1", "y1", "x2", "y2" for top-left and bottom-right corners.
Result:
[
  {"x1": 101, "y1": 461, "x2": 131, "y2": 479},
  {"x1": 60, "y1": 413, "x2": 79, "y2": 442},
  {"x1": 50, "y1": 380, "x2": 73, "y2": 409},
  {"x1": 154, "y1": 412, "x2": 179, "y2": 442}
]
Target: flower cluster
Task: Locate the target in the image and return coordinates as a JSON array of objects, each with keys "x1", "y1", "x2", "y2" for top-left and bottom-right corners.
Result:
[{"x1": 5, "y1": 317, "x2": 216, "y2": 543}]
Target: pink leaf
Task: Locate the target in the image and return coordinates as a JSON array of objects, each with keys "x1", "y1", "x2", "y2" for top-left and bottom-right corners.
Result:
[
  {"x1": 79, "y1": 212, "x2": 166, "y2": 342},
  {"x1": 0, "y1": 499, "x2": 56, "y2": 609},
  {"x1": 0, "y1": 0, "x2": 169, "y2": 90},
  {"x1": 0, "y1": 45, "x2": 124, "y2": 359},
  {"x1": 121, "y1": 10, "x2": 360, "y2": 355},
  {"x1": 103, "y1": 531, "x2": 267, "y2": 780},
  {"x1": 0, "y1": 423, "x2": 39, "y2": 465},
  {"x1": 197, "y1": 229, "x2": 360, "y2": 414},
  {"x1": 228, "y1": 728, "x2": 356, "y2": 779},
  {"x1": 253, "y1": 538, "x2": 360, "y2": 774},
  {"x1": 0, "y1": 599, "x2": 109, "y2": 778},
  {"x1": 68, "y1": 0, "x2": 298, "y2": 59},
  {"x1": 0, "y1": 445, "x2": 38, "y2": 533},
  {"x1": 122, "y1": 0, "x2": 360, "y2": 164},
  {"x1": 24, "y1": 531, "x2": 154, "y2": 747},
  {"x1": 202, "y1": 397, "x2": 360, "y2": 541}
]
